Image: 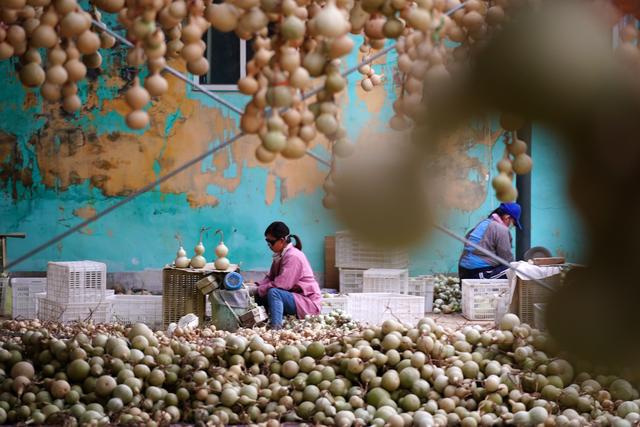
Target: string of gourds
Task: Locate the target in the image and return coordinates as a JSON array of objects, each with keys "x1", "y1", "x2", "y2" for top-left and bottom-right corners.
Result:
[{"x1": 0, "y1": 0, "x2": 533, "y2": 200}]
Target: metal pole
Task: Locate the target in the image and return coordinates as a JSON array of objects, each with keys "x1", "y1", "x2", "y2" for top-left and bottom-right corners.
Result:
[{"x1": 515, "y1": 124, "x2": 532, "y2": 260}]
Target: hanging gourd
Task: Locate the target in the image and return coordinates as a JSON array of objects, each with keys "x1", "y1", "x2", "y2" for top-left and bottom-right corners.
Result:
[
  {"x1": 190, "y1": 226, "x2": 209, "y2": 268},
  {"x1": 173, "y1": 234, "x2": 191, "y2": 268},
  {"x1": 214, "y1": 229, "x2": 230, "y2": 270}
]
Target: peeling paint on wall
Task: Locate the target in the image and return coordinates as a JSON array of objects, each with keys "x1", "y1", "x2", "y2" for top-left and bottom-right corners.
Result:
[{"x1": 0, "y1": 35, "x2": 583, "y2": 275}]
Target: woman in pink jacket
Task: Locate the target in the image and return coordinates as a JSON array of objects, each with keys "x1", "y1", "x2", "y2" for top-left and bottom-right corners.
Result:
[{"x1": 254, "y1": 221, "x2": 322, "y2": 329}]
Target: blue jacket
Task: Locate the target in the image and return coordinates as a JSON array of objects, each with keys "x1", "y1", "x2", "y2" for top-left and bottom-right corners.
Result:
[{"x1": 459, "y1": 216, "x2": 514, "y2": 269}]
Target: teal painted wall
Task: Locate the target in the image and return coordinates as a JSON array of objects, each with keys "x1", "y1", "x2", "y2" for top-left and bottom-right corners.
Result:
[
  {"x1": 0, "y1": 33, "x2": 583, "y2": 278},
  {"x1": 530, "y1": 127, "x2": 586, "y2": 261}
]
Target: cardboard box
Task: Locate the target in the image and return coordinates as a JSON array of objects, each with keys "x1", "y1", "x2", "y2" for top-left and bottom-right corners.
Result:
[{"x1": 324, "y1": 236, "x2": 339, "y2": 290}]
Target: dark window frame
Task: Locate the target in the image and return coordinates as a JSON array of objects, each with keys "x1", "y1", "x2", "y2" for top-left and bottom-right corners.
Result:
[{"x1": 195, "y1": 28, "x2": 250, "y2": 91}]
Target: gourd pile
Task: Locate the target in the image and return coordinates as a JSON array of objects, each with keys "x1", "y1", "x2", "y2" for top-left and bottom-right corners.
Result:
[
  {"x1": 283, "y1": 308, "x2": 359, "y2": 333},
  {"x1": 432, "y1": 274, "x2": 461, "y2": 314},
  {"x1": 1, "y1": 314, "x2": 640, "y2": 426}
]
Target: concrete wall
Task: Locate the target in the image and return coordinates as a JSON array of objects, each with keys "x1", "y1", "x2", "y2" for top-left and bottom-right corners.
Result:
[{"x1": 0, "y1": 34, "x2": 584, "y2": 287}]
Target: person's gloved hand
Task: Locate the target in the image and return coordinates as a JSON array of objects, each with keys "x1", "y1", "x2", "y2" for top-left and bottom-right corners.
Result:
[{"x1": 245, "y1": 283, "x2": 259, "y2": 297}]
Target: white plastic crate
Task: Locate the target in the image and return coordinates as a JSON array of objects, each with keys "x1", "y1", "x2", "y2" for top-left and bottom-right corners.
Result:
[
  {"x1": 363, "y1": 269, "x2": 409, "y2": 294},
  {"x1": 47, "y1": 261, "x2": 107, "y2": 304},
  {"x1": 11, "y1": 277, "x2": 46, "y2": 319},
  {"x1": 35, "y1": 290, "x2": 114, "y2": 321},
  {"x1": 339, "y1": 269, "x2": 365, "y2": 293},
  {"x1": 34, "y1": 292, "x2": 45, "y2": 316},
  {"x1": 533, "y1": 303, "x2": 546, "y2": 330},
  {"x1": 350, "y1": 293, "x2": 424, "y2": 326},
  {"x1": 335, "y1": 231, "x2": 409, "y2": 269},
  {"x1": 109, "y1": 294, "x2": 163, "y2": 330},
  {"x1": 37, "y1": 295, "x2": 112, "y2": 323},
  {"x1": 321, "y1": 295, "x2": 351, "y2": 315},
  {"x1": 461, "y1": 279, "x2": 510, "y2": 321},
  {"x1": 408, "y1": 276, "x2": 435, "y2": 313}
]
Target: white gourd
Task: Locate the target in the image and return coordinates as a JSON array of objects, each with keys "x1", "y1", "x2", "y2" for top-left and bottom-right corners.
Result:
[
  {"x1": 173, "y1": 235, "x2": 191, "y2": 268},
  {"x1": 174, "y1": 246, "x2": 190, "y2": 268},
  {"x1": 215, "y1": 229, "x2": 229, "y2": 258},
  {"x1": 190, "y1": 227, "x2": 209, "y2": 268},
  {"x1": 214, "y1": 257, "x2": 230, "y2": 270}
]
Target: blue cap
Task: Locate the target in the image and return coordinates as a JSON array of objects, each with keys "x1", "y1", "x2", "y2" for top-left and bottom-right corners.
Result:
[{"x1": 499, "y1": 202, "x2": 523, "y2": 230}]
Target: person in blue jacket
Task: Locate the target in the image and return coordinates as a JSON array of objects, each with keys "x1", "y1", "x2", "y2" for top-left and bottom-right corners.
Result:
[{"x1": 458, "y1": 202, "x2": 523, "y2": 279}]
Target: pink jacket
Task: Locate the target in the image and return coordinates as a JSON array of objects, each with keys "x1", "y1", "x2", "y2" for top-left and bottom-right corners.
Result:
[{"x1": 256, "y1": 244, "x2": 322, "y2": 319}]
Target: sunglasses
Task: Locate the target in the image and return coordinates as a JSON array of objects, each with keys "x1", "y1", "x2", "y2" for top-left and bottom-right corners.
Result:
[{"x1": 265, "y1": 238, "x2": 281, "y2": 246}]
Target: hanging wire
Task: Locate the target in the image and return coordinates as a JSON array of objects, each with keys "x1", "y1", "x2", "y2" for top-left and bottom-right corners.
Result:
[
  {"x1": 305, "y1": 150, "x2": 332, "y2": 167},
  {"x1": 7, "y1": 2, "x2": 482, "y2": 270}
]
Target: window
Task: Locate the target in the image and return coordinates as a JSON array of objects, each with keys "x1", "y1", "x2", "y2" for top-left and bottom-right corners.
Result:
[{"x1": 196, "y1": 28, "x2": 255, "y2": 91}]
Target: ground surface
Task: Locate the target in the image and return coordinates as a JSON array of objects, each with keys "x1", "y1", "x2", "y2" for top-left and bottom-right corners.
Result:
[{"x1": 423, "y1": 313, "x2": 495, "y2": 329}]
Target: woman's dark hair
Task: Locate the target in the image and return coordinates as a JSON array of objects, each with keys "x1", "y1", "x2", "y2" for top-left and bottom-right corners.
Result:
[
  {"x1": 489, "y1": 207, "x2": 508, "y2": 218},
  {"x1": 265, "y1": 221, "x2": 302, "y2": 250}
]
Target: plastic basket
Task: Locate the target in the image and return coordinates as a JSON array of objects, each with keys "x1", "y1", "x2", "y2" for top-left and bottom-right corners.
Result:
[
  {"x1": 518, "y1": 275, "x2": 561, "y2": 326},
  {"x1": 350, "y1": 293, "x2": 424, "y2": 326},
  {"x1": 533, "y1": 303, "x2": 546, "y2": 331},
  {"x1": 11, "y1": 277, "x2": 46, "y2": 319},
  {"x1": 339, "y1": 269, "x2": 365, "y2": 293},
  {"x1": 35, "y1": 290, "x2": 114, "y2": 321},
  {"x1": 461, "y1": 279, "x2": 510, "y2": 321},
  {"x1": 47, "y1": 261, "x2": 107, "y2": 304},
  {"x1": 162, "y1": 267, "x2": 208, "y2": 328},
  {"x1": 363, "y1": 269, "x2": 409, "y2": 294},
  {"x1": 408, "y1": 276, "x2": 435, "y2": 313},
  {"x1": 109, "y1": 294, "x2": 163, "y2": 330},
  {"x1": 37, "y1": 295, "x2": 112, "y2": 323},
  {"x1": 321, "y1": 295, "x2": 351, "y2": 314},
  {"x1": 335, "y1": 231, "x2": 409, "y2": 269},
  {"x1": 34, "y1": 292, "x2": 45, "y2": 316}
]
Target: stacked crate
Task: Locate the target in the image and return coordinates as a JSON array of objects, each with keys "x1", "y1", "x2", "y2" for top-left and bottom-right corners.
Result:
[
  {"x1": 408, "y1": 275, "x2": 435, "y2": 313},
  {"x1": 109, "y1": 294, "x2": 163, "y2": 330},
  {"x1": 335, "y1": 231, "x2": 409, "y2": 294},
  {"x1": 334, "y1": 232, "x2": 423, "y2": 324},
  {"x1": 350, "y1": 293, "x2": 424, "y2": 325},
  {"x1": 38, "y1": 261, "x2": 112, "y2": 323},
  {"x1": 320, "y1": 294, "x2": 351, "y2": 315},
  {"x1": 11, "y1": 277, "x2": 47, "y2": 319},
  {"x1": 362, "y1": 269, "x2": 409, "y2": 294},
  {"x1": 461, "y1": 279, "x2": 510, "y2": 321}
]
